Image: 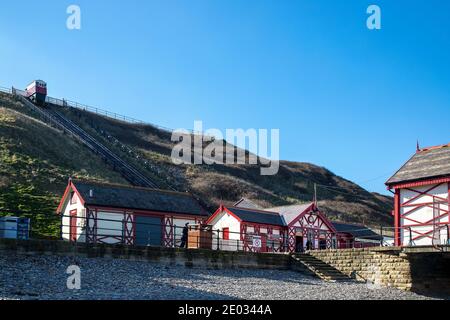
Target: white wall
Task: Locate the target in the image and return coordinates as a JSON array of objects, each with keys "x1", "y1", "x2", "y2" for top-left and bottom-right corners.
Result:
[
  {"x1": 400, "y1": 183, "x2": 449, "y2": 246},
  {"x1": 61, "y1": 192, "x2": 86, "y2": 242},
  {"x1": 208, "y1": 210, "x2": 242, "y2": 251}
]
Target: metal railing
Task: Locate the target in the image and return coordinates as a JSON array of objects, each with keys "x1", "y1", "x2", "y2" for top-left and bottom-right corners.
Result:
[
  {"x1": 58, "y1": 214, "x2": 286, "y2": 253},
  {"x1": 12, "y1": 93, "x2": 160, "y2": 189},
  {"x1": 1, "y1": 211, "x2": 449, "y2": 252},
  {"x1": 1, "y1": 85, "x2": 206, "y2": 135},
  {"x1": 0, "y1": 86, "x2": 12, "y2": 94}
]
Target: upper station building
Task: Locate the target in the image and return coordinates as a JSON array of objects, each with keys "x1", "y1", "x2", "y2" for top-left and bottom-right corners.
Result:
[
  {"x1": 25, "y1": 80, "x2": 47, "y2": 106},
  {"x1": 386, "y1": 143, "x2": 450, "y2": 246}
]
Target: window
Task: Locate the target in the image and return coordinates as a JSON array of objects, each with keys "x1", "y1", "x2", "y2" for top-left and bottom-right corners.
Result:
[
  {"x1": 223, "y1": 228, "x2": 230, "y2": 240},
  {"x1": 70, "y1": 192, "x2": 77, "y2": 205}
]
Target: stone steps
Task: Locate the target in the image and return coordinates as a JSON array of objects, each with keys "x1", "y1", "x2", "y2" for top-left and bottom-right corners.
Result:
[{"x1": 292, "y1": 253, "x2": 352, "y2": 282}]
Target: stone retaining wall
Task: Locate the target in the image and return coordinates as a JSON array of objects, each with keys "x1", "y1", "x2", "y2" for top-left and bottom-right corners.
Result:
[
  {"x1": 0, "y1": 238, "x2": 293, "y2": 271},
  {"x1": 309, "y1": 246, "x2": 450, "y2": 295},
  {"x1": 1, "y1": 239, "x2": 447, "y2": 296}
]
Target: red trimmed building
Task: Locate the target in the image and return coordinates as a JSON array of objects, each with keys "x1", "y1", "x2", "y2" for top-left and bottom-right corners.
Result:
[
  {"x1": 57, "y1": 179, "x2": 208, "y2": 246},
  {"x1": 206, "y1": 200, "x2": 338, "y2": 253},
  {"x1": 386, "y1": 143, "x2": 450, "y2": 246}
]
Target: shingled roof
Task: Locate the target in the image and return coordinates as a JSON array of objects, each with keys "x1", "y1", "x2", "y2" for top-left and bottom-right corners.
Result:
[
  {"x1": 266, "y1": 203, "x2": 313, "y2": 226},
  {"x1": 386, "y1": 143, "x2": 450, "y2": 186},
  {"x1": 69, "y1": 180, "x2": 207, "y2": 216},
  {"x1": 233, "y1": 198, "x2": 261, "y2": 210},
  {"x1": 224, "y1": 206, "x2": 285, "y2": 226},
  {"x1": 332, "y1": 222, "x2": 382, "y2": 241}
]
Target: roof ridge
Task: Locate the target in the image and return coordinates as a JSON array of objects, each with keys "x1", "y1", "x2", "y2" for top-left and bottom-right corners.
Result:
[
  {"x1": 227, "y1": 205, "x2": 280, "y2": 216},
  {"x1": 71, "y1": 178, "x2": 194, "y2": 198},
  {"x1": 266, "y1": 202, "x2": 313, "y2": 210},
  {"x1": 418, "y1": 142, "x2": 450, "y2": 153}
]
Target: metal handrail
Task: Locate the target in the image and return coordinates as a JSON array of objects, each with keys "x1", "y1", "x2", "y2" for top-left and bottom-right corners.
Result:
[
  {"x1": 0, "y1": 86, "x2": 12, "y2": 94},
  {"x1": 1, "y1": 84, "x2": 206, "y2": 135},
  {"x1": 14, "y1": 93, "x2": 159, "y2": 189}
]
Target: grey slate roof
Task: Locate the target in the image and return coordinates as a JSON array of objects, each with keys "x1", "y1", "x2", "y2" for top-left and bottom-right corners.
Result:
[
  {"x1": 386, "y1": 144, "x2": 450, "y2": 186},
  {"x1": 332, "y1": 222, "x2": 382, "y2": 241},
  {"x1": 72, "y1": 180, "x2": 207, "y2": 216},
  {"x1": 266, "y1": 203, "x2": 313, "y2": 226},
  {"x1": 226, "y1": 207, "x2": 285, "y2": 226},
  {"x1": 233, "y1": 198, "x2": 261, "y2": 210}
]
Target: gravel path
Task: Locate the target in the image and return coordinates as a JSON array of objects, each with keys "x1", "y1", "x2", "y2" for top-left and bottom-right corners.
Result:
[{"x1": 0, "y1": 253, "x2": 439, "y2": 300}]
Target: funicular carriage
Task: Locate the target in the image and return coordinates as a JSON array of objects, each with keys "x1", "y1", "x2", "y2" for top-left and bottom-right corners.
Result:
[{"x1": 25, "y1": 80, "x2": 47, "y2": 106}]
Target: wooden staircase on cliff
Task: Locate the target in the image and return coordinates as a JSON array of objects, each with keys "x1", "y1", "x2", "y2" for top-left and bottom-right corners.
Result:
[{"x1": 292, "y1": 253, "x2": 352, "y2": 282}]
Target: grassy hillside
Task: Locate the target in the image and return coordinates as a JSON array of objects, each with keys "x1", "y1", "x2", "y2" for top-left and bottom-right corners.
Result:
[
  {"x1": 0, "y1": 93, "x2": 127, "y2": 238},
  {"x1": 0, "y1": 92, "x2": 393, "y2": 239},
  {"x1": 52, "y1": 101, "x2": 393, "y2": 227}
]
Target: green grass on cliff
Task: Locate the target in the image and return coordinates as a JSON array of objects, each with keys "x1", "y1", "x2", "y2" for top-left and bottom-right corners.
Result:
[
  {"x1": 0, "y1": 93, "x2": 127, "y2": 238},
  {"x1": 0, "y1": 91, "x2": 393, "y2": 239}
]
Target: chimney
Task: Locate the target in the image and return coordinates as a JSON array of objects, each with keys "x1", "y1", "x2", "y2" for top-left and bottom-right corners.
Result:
[{"x1": 89, "y1": 189, "x2": 94, "y2": 198}]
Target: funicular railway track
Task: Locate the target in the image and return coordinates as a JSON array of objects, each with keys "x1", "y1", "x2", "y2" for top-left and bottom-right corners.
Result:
[{"x1": 16, "y1": 94, "x2": 160, "y2": 189}]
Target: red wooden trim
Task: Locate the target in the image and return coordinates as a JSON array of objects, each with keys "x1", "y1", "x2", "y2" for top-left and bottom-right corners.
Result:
[
  {"x1": 402, "y1": 184, "x2": 444, "y2": 206},
  {"x1": 206, "y1": 205, "x2": 232, "y2": 224},
  {"x1": 287, "y1": 203, "x2": 337, "y2": 233},
  {"x1": 163, "y1": 216, "x2": 174, "y2": 247},
  {"x1": 411, "y1": 228, "x2": 436, "y2": 241},
  {"x1": 403, "y1": 222, "x2": 449, "y2": 228},
  {"x1": 398, "y1": 183, "x2": 449, "y2": 245},
  {"x1": 70, "y1": 182, "x2": 85, "y2": 206},
  {"x1": 287, "y1": 203, "x2": 314, "y2": 227},
  {"x1": 223, "y1": 227, "x2": 230, "y2": 240},
  {"x1": 402, "y1": 215, "x2": 427, "y2": 226},
  {"x1": 402, "y1": 201, "x2": 448, "y2": 208},
  {"x1": 390, "y1": 177, "x2": 450, "y2": 190},
  {"x1": 56, "y1": 181, "x2": 85, "y2": 213},
  {"x1": 69, "y1": 209, "x2": 77, "y2": 242},
  {"x1": 56, "y1": 184, "x2": 71, "y2": 213},
  {"x1": 87, "y1": 205, "x2": 205, "y2": 221},
  {"x1": 394, "y1": 189, "x2": 401, "y2": 246},
  {"x1": 448, "y1": 182, "x2": 450, "y2": 224},
  {"x1": 221, "y1": 207, "x2": 244, "y2": 223},
  {"x1": 243, "y1": 222, "x2": 284, "y2": 232},
  {"x1": 240, "y1": 221, "x2": 285, "y2": 230},
  {"x1": 315, "y1": 210, "x2": 337, "y2": 233},
  {"x1": 123, "y1": 212, "x2": 135, "y2": 245},
  {"x1": 402, "y1": 202, "x2": 448, "y2": 218}
]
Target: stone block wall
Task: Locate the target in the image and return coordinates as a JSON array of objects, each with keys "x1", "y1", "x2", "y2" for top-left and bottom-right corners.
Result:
[
  {"x1": 309, "y1": 247, "x2": 450, "y2": 295},
  {"x1": 0, "y1": 238, "x2": 293, "y2": 271}
]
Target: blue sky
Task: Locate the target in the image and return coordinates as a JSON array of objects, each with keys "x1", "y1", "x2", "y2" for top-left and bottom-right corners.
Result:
[{"x1": 1, "y1": 0, "x2": 449, "y2": 195}]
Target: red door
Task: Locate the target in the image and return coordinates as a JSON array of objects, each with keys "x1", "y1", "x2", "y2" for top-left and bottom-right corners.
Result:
[
  {"x1": 70, "y1": 209, "x2": 77, "y2": 241},
  {"x1": 223, "y1": 228, "x2": 230, "y2": 241},
  {"x1": 261, "y1": 234, "x2": 267, "y2": 253}
]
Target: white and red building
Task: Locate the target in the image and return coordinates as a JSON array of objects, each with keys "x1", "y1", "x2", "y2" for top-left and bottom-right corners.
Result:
[
  {"x1": 386, "y1": 143, "x2": 450, "y2": 246},
  {"x1": 206, "y1": 200, "x2": 339, "y2": 253},
  {"x1": 57, "y1": 179, "x2": 208, "y2": 247},
  {"x1": 206, "y1": 204, "x2": 286, "y2": 252}
]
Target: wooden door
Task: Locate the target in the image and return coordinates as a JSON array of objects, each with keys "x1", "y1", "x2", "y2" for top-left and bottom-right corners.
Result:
[{"x1": 70, "y1": 209, "x2": 77, "y2": 241}]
